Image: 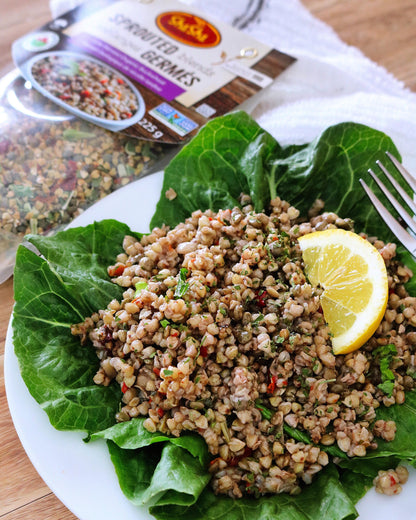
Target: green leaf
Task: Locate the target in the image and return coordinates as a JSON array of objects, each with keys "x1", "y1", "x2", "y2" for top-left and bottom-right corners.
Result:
[
  {"x1": 22, "y1": 219, "x2": 141, "y2": 314},
  {"x1": 108, "y1": 442, "x2": 210, "y2": 506},
  {"x1": 107, "y1": 441, "x2": 161, "y2": 505},
  {"x1": 91, "y1": 417, "x2": 209, "y2": 466},
  {"x1": 254, "y1": 399, "x2": 273, "y2": 421},
  {"x1": 150, "y1": 464, "x2": 358, "y2": 520},
  {"x1": 378, "y1": 380, "x2": 395, "y2": 397},
  {"x1": 366, "y1": 389, "x2": 416, "y2": 461},
  {"x1": 270, "y1": 122, "x2": 409, "y2": 244},
  {"x1": 150, "y1": 112, "x2": 279, "y2": 229},
  {"x1": 12, "y1": 220, "x2": 140, "y2": 432}
]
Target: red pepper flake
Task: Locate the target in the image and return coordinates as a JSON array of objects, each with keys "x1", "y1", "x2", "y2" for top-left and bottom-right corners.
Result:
[
  {"x1": 153, "y1": 367, "x2": 160, "y2": 376},
  {"x1": 200, "y1": 345, "x2": 208, "y2": 357},
  {"x1": 256, "y1": 290, "x2": 268, "y2": 308},
  {"x1": 103, "y1": 89, "x2": 113, "y2": 96},
  {"x1": 121, "y1": 382, "x2": 128, "y2": 393},
  {"x1": 229, "y1": 446, "x2": 252, "y2": 467},
  {"x1": 100, "y1": 78, "x2": 109, "y2": 84},
  {"x1": 80, "y1": 89, "x2": 91, "y2": 97},
  {"x1": 243, "y1": 446, "x2": 253, "y2": 458},
  {"x1": 171, "y1": 330, "x2": 179, "y2": 337},
  {"x1": 157, "y1": 407, "x2": 164, "y2": 418},
  {"x1": 210, "y1": 457, "x2": 222, "y2": 466},
  {"x1": 125, "y1": 112, "x2": 132, "y2": 118},
  {"x1": 282, "y1": 379, "x2": 288, "y2": 386},
  {"x1": 117, "y1": 78, "x2": 124, "y2": 84},
  {"x1": 108, "y1": 264, "x2": 125, "y2": 277},
  {"x1": 390, "y1": 475, "x2": 397, "y2": 485},
  {"x1": 267, "y1": 375, "x2": 277, "y2": 394},
  {"x1": 59, "y1": 94, "x2": 72, "y2": 100}
]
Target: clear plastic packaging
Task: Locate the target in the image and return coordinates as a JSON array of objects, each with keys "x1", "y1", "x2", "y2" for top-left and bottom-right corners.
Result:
[{"x1": 0, "y1": 68, "x2": 172, "y2": 283}]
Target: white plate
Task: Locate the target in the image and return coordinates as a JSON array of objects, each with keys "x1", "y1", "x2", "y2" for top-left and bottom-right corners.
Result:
[{"x1": 4, "y1": 170, "x2": 416, "y2": 520}]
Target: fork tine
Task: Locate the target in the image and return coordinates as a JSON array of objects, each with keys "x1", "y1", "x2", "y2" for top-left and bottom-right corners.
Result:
[
  {"x1": 359, "y1": 179, "x2": 416, "y2": 257},
  {"x1": 386, "y1": 151, "x2": 416, "y2": 193},
  {"x1": 367, "y1": 168, "x2": 416, "y2": 235},
  {"x1": 376, "y1": 160, "x2": 416, "y2": 216}
]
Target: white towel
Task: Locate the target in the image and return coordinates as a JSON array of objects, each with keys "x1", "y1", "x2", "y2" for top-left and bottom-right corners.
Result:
[{"x1": 193, "y1": 0, "x2": 416, "y2": 173}]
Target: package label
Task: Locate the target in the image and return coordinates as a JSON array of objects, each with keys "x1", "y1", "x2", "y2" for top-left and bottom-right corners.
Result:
[{"x1": 13, "y1": 0, "x2": 295, "y2": 143}]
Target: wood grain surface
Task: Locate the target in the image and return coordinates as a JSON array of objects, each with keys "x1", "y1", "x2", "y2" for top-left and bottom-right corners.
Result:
[{"x1": 1, "y1": 1, "x2": 416, "y2": 518}]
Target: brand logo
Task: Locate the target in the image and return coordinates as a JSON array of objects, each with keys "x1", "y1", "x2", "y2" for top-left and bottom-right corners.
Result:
[{"x1": 156, "y1": 12, "x2": 221, "y2": 48}]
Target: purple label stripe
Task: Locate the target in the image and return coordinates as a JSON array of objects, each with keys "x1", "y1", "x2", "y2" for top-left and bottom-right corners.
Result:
[{"x1": 69, "y1": 33, "x2": 185, "y2": 101}]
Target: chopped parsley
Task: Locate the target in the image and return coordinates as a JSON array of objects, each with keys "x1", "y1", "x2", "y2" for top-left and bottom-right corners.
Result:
[
  {"x1": 174, "y1": 268, "x2": 190, "y2": 299},
  {"x1": 252, "y1": 314, "x2": 264, "y2": 326},
  {"x1": 134, "y1": 281, "x2": 148, "y2": 297},
  {"x1": 373, "y1": 343, "x2": 397, "y2": 397},
  {"x1": 255, "y1": 400, "x2": 273, "y2": 421}
]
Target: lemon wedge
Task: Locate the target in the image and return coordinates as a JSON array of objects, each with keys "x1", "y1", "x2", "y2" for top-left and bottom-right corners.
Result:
[{"x1": 298, "y1": 229, "x2": 388, "y2": 355}]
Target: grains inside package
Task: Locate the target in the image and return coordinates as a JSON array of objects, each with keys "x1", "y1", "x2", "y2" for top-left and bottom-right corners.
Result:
[{"x1": 0, "y1": 70, "x2": 168, "y2": 282}]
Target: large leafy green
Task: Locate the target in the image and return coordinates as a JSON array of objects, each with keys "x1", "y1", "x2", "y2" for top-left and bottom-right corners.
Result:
[
  {"x1": 12, "y1": 219, "x2": 140, "y2": 432},
  {"x1": 150, "y1": 112, "x2": 280, "y2": 229},
  {"x1": 269, "y1": 122, "x2": 404, "y2": 241},
  {"x1": 151, "y1": 114, "x2": 406, "y2": 245},
  {"x1": 12, "y1": 113, "x2": 416, "y2": 519},
  {"x1": 337, "y1": 390, "x2": 416, "y2": 480},
  {"x1": 91, "y1": 417, "x2": 210, "y2": 466},
  {"x1": 108, "y1": 442, "x2": 211, "y2": 507},
  {"x1": 150, "y1": 464, "x2": 358, "y2": 520}
]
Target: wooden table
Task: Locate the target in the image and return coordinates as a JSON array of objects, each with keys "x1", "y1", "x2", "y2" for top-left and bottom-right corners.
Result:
[{"x1": 1, "y1": 1, "x2": 416, "y2": 518}]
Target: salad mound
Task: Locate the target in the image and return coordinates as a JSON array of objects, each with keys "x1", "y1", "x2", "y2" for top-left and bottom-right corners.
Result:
[
  {"x1": 72, "y1": 193, "x2": 413, "y2": 500},
  {"x1": 12, "y1": 112, "x2": 416, "y2": 520}
]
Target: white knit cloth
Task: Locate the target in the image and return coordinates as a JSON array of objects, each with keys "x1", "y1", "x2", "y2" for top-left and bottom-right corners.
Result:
[{"x1": 193, "y1": 0, "x2": 416, "y2": 173}]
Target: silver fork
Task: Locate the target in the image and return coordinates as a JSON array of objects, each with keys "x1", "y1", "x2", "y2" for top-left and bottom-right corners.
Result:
[{"x1": 359, "y1": 151, "x2": 416, "y2": 257}]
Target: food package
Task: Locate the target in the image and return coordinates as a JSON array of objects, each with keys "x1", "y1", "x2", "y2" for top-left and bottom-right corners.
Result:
[{"x1": 0, "y1": 68, "x2": 172, "y2": 283}]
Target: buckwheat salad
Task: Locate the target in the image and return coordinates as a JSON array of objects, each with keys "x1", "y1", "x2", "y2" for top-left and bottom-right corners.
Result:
[
  {"x1": 12, "y1": 114, "x2": 416, "y2": 520},
  {"x1": 71, "y1": 193, "x2": 413, "y2": 499}
]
